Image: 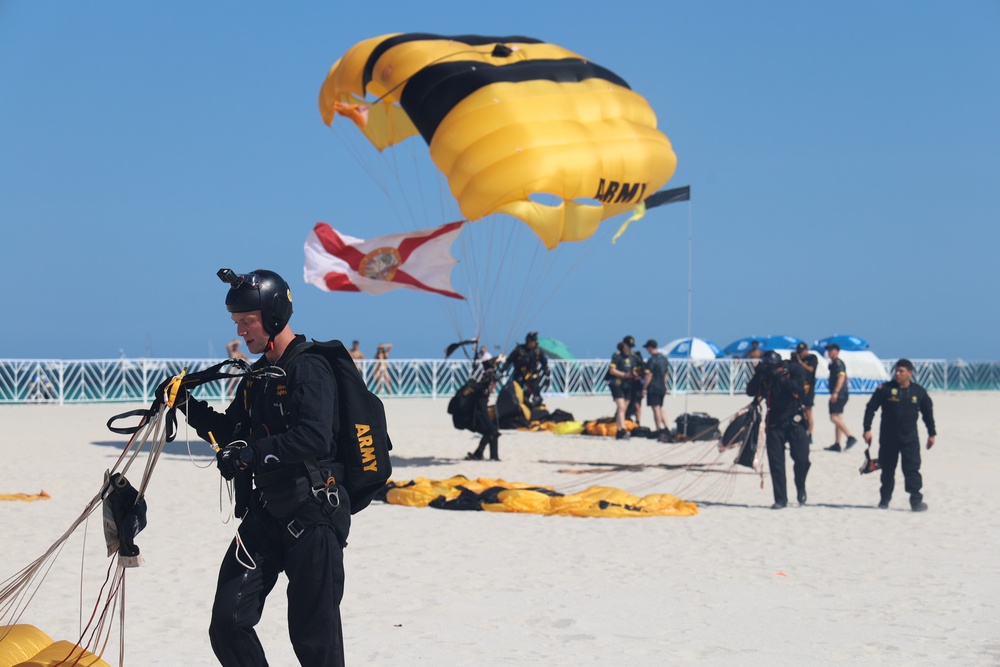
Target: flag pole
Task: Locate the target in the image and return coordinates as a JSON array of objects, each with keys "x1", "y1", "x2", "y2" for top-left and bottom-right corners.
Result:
[
  {"x1": 687, "y1": 201, "x2": 693, "y2": 339},
  {"x1": 682, "y1": 199, "x2": 693, "y2": 419}
]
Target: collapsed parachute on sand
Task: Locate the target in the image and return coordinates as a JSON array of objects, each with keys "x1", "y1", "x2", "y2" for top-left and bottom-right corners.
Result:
[
  {"x1": 376, "y1": 475, "x2": 697, "y2": 518},
  {"x1": 0, "y1": 624, "x2": 110, "y2": 667},
  {"x1": 320, "y1": 33, "x2": 678, "y2": 250}
]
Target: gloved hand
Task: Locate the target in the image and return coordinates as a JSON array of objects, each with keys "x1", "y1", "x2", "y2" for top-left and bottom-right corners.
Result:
[
  {"x1": 155, "y1": 376, "x2": 189, "y2": 409},
  {"x1": 216, "y1": 442, "x2": 254, "y2": 480},
  {"x1": 769, "y1": 363, "x2": 789, "y2": 379}
]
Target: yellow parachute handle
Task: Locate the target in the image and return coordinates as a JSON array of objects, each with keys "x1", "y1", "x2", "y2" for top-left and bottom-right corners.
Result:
[{"x1": 164, "y1": 367, "x2": 188, "y2": 409}]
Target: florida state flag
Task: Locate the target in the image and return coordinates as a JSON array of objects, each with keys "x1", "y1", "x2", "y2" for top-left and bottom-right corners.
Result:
[{"x1": 304, "y1": 221, "x2": 465, "y2": 299}]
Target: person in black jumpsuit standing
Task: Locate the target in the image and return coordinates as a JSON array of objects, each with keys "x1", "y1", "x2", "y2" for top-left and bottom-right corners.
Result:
[
  {"x1": 863, "y1": 358, "x2": 936, "y2": 512},
  {"x1": 746, "y1": 351, "x2": 810, "y2": 509},
  {"x1": 501, "y1": 332, "x2": 549, "y2": 408},
  {"x1": 176, "y1": 269, "x2": 350, "y2": 667}
]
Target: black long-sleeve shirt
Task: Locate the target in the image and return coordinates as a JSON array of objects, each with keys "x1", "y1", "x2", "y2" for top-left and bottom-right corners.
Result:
[
  {"x1": 863, "y1": 380, "x2": 936, "y2": 441},
  {"x1": 502, "y1": 344, "x2": 548, "y2": 380},
  {"x1": 182, "y1": 335, "x2": 339, "y2": 472}
]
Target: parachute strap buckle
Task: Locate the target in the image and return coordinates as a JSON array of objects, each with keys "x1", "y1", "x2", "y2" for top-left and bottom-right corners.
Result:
[
  {"x1": 286, "y1": 518, "x2": 305, "y2": 539},
  {"x1": 311, "y1": 477, "x2": 340, "y2": 509}
]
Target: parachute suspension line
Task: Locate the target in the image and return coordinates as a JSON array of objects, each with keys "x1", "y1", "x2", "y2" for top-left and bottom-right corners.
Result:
[
  {"x1": 0, "y1": 404, "x2": 172, "y2": 665},
  {"x1": 555, "y1": 404, "x2": 755, "y2": 503},
  {"x1": 66, "y1": 558, "x2": 123, "y2": 667},
  {"x1": 330, "y1": 126, "x2": 394, "y2": 200}
]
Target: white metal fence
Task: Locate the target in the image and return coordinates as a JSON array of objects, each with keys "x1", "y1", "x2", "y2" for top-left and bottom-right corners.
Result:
[{"x1": 1, "y1": 357, "x2": 992, "y2": 404}]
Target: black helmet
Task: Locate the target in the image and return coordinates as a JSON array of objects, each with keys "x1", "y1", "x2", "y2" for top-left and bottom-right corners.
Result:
[
  {"x1": 526, "y1": 331, "x2": 539, "y2": 343},
  {"x1": 761, "y1": 350, "x2": 782, "y2": 365},
  {"x1": 218, "y1": 268, "x2": 293, "y2": 336}
]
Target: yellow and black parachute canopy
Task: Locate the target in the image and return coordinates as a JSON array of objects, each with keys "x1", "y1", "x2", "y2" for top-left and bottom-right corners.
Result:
[{"x1": 320, "y1": 33, "x2": 678, "y2": 249}]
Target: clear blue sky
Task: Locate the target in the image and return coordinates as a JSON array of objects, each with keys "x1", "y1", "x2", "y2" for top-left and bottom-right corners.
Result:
[{"x1": 2, "y1": 2, "x2": 997, "y2": 361}]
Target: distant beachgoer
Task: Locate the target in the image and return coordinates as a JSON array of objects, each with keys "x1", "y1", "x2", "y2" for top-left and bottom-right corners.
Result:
[
  {"x1": 349, "y1": 340, "x2": 365, "y2": 370},
  {"x1": 863, "y1": 359, "x2": 936, "y2": 511},
  {"x1": 225, "y1": 339, "x2": 248, "y2": 394},
  {"x1": 642, "y1": 340, "x2": 670, "y2": 433},
  {"x1": 791, "y1": 342, "x2": 818, "y2": 443},
  {"x1": 373, "y1": 343, "x2": 392, "y2": 395},
  {"x1": 226, "y1": 339, "x2": 248, "y2": 361},
  {"x1": 744, "y1": 340, "x2": 763, "y2": 360},
  {"x1": 824, "y1": 343, "x2": 857, "y2": 452},
  {"x1": 746, "y1": 351, "x2": 810, "y2": 509}
]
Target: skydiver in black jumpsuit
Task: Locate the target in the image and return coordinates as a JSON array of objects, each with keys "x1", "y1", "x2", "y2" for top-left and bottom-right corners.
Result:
[
  {"x1": 746, "y1": 351, "x2": 810, "y2": 509},
  {"x1": 177, "y1": 269, "x2": 350, "y2": 667},
  {"x1": 501, "y1": 331, "x2": 549, "y2": 408}
]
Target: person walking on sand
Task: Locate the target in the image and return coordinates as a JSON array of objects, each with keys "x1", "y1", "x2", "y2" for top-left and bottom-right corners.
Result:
[
  {"x1": 824, "y1": 343, "x2": 857, "y2": 452},
  {"x1": 863, "y1": 359, "x2": 936, "y2": 512},
  {"x1": 173, "y1": 268, "x2": 351, "y2": 666},
  {"x1": 746, "y1": 351, "x2": 810, "y2": 509}
]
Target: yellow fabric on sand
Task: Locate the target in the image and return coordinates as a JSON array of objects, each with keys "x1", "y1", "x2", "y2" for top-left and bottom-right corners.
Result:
[
  {"x1": 0, "y1": 491, "x2": 50, "y2": 502},
  {"x1": 0, "y1": 626, "x2": 110, "y2": 667},
  {"x1": 383, "y1": 477, "x2": 697, "y2": 517}
]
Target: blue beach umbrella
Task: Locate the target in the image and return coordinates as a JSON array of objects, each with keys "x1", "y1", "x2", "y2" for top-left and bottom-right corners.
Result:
[
  {"x1": 814, "y1": 334, "x2": 870, "y2": 351},
  {"x1": 662, "y1": 337, "x2": 724, "y2": 360},
  {"x1": 723, "y1": 336, "x2": 763, "y2": 357},
  {"x1": 761, "y1": 335, "x2": 805, "y2": 351}
]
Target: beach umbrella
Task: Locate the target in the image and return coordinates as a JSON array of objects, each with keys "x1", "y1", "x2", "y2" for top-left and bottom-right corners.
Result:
[
  {"x1": 814, "y1": 334, "x2": 870, "y2": 351},
  {"x1": 662, "y1": 337, "x2": 723, "y2": 360},
  {"x1": 761, "y1": 335, "x2": 805, "y2": 351},
  {"x1": 723, "y1": 336, "x2": 764, "y2": 357},
  {"x1": 537, "y1": 337, "x2": 575, "y2": 360}
]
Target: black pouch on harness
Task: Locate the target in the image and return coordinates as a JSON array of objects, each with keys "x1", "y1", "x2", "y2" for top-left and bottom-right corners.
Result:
[{"x1": 258, "y1": 476, "x2": 312, "y2": 519}]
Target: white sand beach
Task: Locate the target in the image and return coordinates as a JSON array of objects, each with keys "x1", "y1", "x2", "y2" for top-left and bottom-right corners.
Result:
[{"x1": 1, "y1": 392, "x2": 998, "y2": 666}]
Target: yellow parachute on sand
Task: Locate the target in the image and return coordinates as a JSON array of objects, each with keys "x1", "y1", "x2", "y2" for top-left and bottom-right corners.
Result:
[
  {"x1": 0, "y1": 625, "x2": 110, "y2": 667},
  {"x1": 382, "y1": 476, "x2": 697, "y2": 517},
  {"x1": 0, "y1": 491, "x2": 50, "y2": 502},
  {"x1": 320, "y1": 33, "x2": 677, "y2": 249}
]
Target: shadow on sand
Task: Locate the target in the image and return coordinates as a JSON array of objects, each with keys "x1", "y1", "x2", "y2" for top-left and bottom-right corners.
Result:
[{"x1": 89, "y1": 440, "x2": 216, "y2": 459}]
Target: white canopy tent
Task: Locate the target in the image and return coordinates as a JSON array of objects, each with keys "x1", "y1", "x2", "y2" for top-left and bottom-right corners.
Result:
[{"x1": 777, "y1": 349, "x2": 889, "y2": 393}]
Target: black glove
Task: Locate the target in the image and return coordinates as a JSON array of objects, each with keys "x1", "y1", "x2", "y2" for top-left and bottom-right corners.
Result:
[
  {"x1": 769, "y1": 363, "x2": 789, "y2": 379},
  {"x1": 216, "y1": 442, "x2": 254, "y2": 480},
  {"x1": 155, "y1": 376, "x2": 189, "y2": 410}
]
